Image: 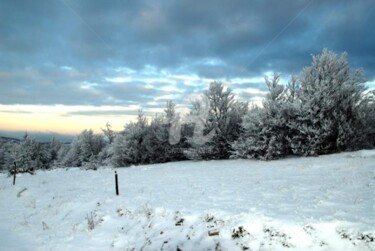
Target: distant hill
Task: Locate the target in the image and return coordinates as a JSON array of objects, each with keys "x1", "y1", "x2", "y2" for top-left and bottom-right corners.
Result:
[
  {"x1": 0, "y1": 131, "x2": 74, "y2": 143},
  {"x1": 0, "y1": 136, "x2": 21, "y2": 143}
]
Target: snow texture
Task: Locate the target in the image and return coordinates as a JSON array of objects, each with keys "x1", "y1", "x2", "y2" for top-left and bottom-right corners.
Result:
[{"x1": 1, "y1": 150, "x2": 374, "y2": 250}]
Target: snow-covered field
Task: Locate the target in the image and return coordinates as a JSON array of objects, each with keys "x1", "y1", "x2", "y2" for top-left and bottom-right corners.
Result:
[{"x1": 1, "y1": 150, "x2": 374, "y2": 251}]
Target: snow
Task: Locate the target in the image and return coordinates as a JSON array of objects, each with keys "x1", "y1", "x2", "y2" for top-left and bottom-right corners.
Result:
[{"x1": 0, "y1": 150, "x2": 374, "y2": 250}]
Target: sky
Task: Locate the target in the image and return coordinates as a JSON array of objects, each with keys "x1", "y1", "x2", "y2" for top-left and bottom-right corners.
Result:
[{"x1": 1, "y1": 0, "x2": 375, "y2": 141}]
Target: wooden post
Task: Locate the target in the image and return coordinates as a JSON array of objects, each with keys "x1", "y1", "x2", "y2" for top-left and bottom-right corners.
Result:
[
  {"x1": 13, "y1": 162, "x2": 17, "y2": 185},
  {"x1": 115, "y1": 171, "x2": 119, "y2": 196}
]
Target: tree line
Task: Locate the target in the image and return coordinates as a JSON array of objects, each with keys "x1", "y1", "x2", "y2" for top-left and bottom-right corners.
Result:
[{"x1": 1, "y1": 49, "x2": 374, "y2": 173}]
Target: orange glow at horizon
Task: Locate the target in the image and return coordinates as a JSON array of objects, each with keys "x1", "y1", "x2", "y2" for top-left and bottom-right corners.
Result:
[{"x1": 0, "y1": 105, "x2": 139, "y2": 135}]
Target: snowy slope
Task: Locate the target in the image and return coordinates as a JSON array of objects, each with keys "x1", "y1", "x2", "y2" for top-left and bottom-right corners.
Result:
[{"x1": 0, "y1": 150, "x2": 374, "y2": 250}]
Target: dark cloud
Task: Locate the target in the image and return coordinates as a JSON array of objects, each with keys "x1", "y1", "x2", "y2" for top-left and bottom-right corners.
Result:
[{"x1": 0, "y1": 0, "x2": 374, "y2": 109}]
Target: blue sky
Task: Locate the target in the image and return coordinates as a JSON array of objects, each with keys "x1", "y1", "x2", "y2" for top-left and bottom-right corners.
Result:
[{"x1": 0, "y1": 0, "x2": 374, "y2": 140}]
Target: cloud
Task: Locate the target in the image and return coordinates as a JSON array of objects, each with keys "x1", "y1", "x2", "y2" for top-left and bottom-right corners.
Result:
[
  {"x1": 0, "y1": 0, "x2": 374, "y2": 113},
  {"x1": 65, "y1": 110, "x2": 140, "y2": 117}
]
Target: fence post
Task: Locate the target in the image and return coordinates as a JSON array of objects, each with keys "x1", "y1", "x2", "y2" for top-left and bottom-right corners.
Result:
[
  {"x1": 115, "y1": 171, "x2": 119, "y2": 196},
  {"x1": 13, "y1": 162, "x2": 17, "y2": 185}
]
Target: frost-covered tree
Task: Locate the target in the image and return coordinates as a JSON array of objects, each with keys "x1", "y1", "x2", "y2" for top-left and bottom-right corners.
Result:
[
  {"x1": 111, "y1": 104, "x2": 187, "y2": 167},
  {"x1": 111, "y1": 133, "x2": 130, "y2": 167},
  {"x1": 234, "y1": 49, "x2": 371, "y2": 160},
  {"x1": 102, "y1": 123, "x2": 115, "y2": 144},
  {"x1": 231, "y1": 73, "x2": 295, "y2": 159},
  {"x1": 48, "y1": 137, "x2": 64, "y2": 166},
  {"x1": 185, "y1": 82, "x2": 248, "y2": 160},
  {"x1": 145, "y1": 111, "x2": 184, "y2": 163},
  {"x1": 155, "y1": 101, "x2": 187, "y2": 162},
  {"x1": 0, "y1": 139, "x2": 17, "y2": 171},
  {"x1": 355, "y1": 90, "x2": 375, "y2": 148},
  {"x1": 10, "y1": 133, "x2": 51, "y2": 173},
  {"x1": 290, "y1": 49, "x2": 367, "y2": 155},
  {"x1": 111, "y1": 111, "x2": 149, "y2": 166},
  {"x1": 54, "y1": 143, "x2": 70, "y2": 167},
  {"x1": 0, "y1": 143, "x2": 6, "y2": 171},
  {"x1": 62, "y1": 129, "x2": 106, "y2": 168}
]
